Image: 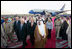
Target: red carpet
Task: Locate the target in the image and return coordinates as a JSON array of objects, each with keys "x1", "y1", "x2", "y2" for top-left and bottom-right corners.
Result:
[{"x1": 44, "y1": 28, "x2": 56, "y2": 48}]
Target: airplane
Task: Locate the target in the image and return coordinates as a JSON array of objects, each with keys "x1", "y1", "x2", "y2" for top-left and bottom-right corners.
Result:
[
  {"x1": 45, "y1": 4, "x2": 71, "y2": 16},
  {"x1": 29, "y1": 4, "x2": 71, "y2": 16}
]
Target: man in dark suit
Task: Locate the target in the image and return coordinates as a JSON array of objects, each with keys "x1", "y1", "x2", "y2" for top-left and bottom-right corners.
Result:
[
  {"x1": 27, "y1": 16, "x2": 31, "y2": 35},
  {"x1": 18, "y1": 18, "x2": 27, "y2": 48},
  {"x1": 59, "y1": 17, "x2": 68, "y2": 40},
  {"x1": 29, "y1": 18, "x2": 36, "y2": 46},
  {"x1": 27, "y1": 17, "x2": 36, "y2": 46},
  {"x1": 13, "y1": 16, "x2": 20, "y2": 41}
]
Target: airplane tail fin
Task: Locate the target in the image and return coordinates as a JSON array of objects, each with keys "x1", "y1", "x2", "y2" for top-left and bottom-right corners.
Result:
[{"x1": 60, "y1": 4, "x2": 65, "y2": 11}]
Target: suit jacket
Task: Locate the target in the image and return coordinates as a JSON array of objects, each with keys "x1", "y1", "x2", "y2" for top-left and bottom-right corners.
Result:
[
  {"x1": 27, "y1": 20, "x2": 31, "y2": 35},
  {"x1": 59, "y1": 20, "x2": 68, "y2": 40},
  {"x1": 27, "y1": 20, "x2": 30, "y2": 24},
  {"x1": 27, "y1": 22, "x2": 36, "y2": 35},
  {"x1": 62, "y1": 21, "x2": 68, "y2": 33},
  {"x1": 18, "y1": 23, "x2": 27, "y2": 40},
  {"x1": 29, "y1": 22, "x2": 36, "y2": 35},
  {"x1": 13, "y1": 20, "x2": 20, "y2": 33}
]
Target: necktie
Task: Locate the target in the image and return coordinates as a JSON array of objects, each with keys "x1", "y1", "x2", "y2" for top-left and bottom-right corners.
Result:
[
  {"x1": 20, "y1": 24, "x2": 23, "y2": 30},
  {"x1": 16, "y1": 21, "x2": 18, "y2": 25}
]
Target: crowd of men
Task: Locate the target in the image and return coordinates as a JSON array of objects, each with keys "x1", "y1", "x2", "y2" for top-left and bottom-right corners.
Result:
[{"x1": 1, "y1": 15, "x2": 71, "y2": 48}]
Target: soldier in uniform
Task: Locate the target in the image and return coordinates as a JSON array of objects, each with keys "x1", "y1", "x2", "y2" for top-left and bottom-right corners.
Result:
[
  {"x1": 1, "y1": 19, "x2": 8, "y2": 47},
  {"x1": 5, "y1": 18, "x2": 14, "y2": 42},
  {"x1": 54, "y1": 18, "x2": 61, "y2": 39}
]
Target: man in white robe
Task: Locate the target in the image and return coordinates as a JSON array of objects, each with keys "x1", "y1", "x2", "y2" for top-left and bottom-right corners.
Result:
[{"x1": 34, "y1": 20, "x2": 48, "y2": 48}]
